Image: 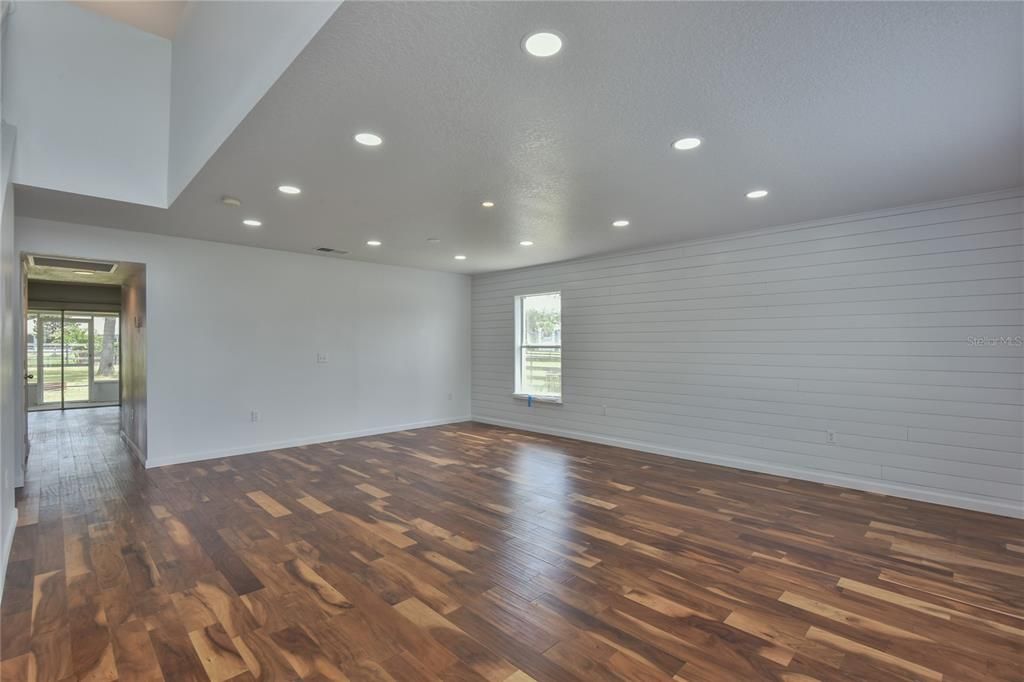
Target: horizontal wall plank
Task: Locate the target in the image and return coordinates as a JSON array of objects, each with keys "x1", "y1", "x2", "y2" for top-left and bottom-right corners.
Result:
[
  {"x1": 472, "y1": 191, "x2": 1024, "y2": 514},
  {"x1": 473, "y1": 229, "x2": 1023, "y2": 297},
  {"x1": 473, "y1": 349, "x2": 1023, "y2": 374},
  {"x1": 475, "y1": 361, "x2": 1022, "y2": 389},
  {"x1": 474, "y1": 281, "x2": 1024, "y2": 315},
  {"x1": 475, "y1": 194, "x2": 1024, "y2": 288},
  {"x1": 472, "y1": 385, "x2": 1022, "y2": 438}
]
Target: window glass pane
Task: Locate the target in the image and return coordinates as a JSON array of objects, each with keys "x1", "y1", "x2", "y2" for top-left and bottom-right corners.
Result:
[
  {"x1": 63, "y1": 316, "x2": 91, "y2": 403},
  {"x1": 26, "y1": 315, "x2": 38, "y2": 384},
  {"x1": 521, "y1": 347, "x2": 561, "y2": 396},
  {"x1": 523, "y1": 293, "x2": 561, "y2": 346},
  {"x1": 93, "y1": 315, "x2": 120, "y2": 381},
  {"x1": 40, "y1": 312, "x2": 63, "y2": 405}
]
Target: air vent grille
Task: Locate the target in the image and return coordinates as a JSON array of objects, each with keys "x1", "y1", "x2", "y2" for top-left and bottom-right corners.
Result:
[
  {"x1": 314, "y1": 247, "x2": 349, "y2": 255},
  {"x1": 30, "y1": 256, "x2": 117, "y2": 273}
]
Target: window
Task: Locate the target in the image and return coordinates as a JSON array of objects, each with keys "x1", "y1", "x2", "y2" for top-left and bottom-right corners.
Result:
[{"x1": 515, "y1": 291, "x2": 561, "y2": 399}]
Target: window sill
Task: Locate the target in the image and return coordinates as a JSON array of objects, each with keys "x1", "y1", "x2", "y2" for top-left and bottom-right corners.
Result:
[{"x1": 513, "y1": 393, "x2": 562, "y2": 405}]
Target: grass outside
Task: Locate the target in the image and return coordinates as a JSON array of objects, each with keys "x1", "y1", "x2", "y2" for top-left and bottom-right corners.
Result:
[
  {"x1": 522, "y1": 357, "x2": 561, "y2": 396},
  {"x1": 30, "y1": 363, "x2": 119, "y2": 403}
]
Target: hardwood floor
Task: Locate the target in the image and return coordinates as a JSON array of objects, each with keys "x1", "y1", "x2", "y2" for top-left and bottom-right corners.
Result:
[{"x1": 2, "y1": 408, "x2": 1023, "y2": 681}]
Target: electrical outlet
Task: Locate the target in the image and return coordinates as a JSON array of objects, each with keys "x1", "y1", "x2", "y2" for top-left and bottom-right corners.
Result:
[
  {"x1": 826, "y1": 430, "x2": 836, "y2": 444},
  {"x1": 316, "y1": 352, "x2": 329, "y2": 364},
  {"x1": 447, "y1": 392, "x2": 453, "y2": 401},
  {"x1": 251, "y1": 410, "x2": 260, "y2": 423}
]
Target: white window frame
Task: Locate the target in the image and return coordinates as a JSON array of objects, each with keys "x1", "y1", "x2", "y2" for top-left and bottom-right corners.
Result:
[{"x1": 514, "y1": 291, "x2": 562, "y2": 403}]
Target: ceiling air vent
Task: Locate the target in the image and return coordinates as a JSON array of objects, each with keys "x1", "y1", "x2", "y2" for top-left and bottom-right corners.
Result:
[
  {"x1": 314, "y1": 247, "x2": 349, "y2": 255},
  {"x1": 29, "y1": 256, "x2": 118, "y2": 273}
]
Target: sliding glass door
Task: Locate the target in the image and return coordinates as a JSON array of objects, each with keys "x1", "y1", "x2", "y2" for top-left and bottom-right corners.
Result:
[
  {"x1": 92, "y1": 314, "x2": 120, "y2": 403},
  {"x1": 26, "y1": 310, "x2": 120, "y2": 410},
  {"x1": 31, "y1": 311, "x2": 64, "y2": 408},
  {"x1": 62, "y1": 314, "x2": 92, "y2": 404}
]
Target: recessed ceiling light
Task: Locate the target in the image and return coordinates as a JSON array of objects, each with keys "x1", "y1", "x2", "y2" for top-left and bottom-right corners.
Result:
[
  {"x1": 366, "y1": 240, "x2": 382, "y2": 246},
  {"x1": 523, "y1": 31, "x2": 563, "y2": 57},
  {"x1": 278, "y1": 185, "x2": 301, "y2": 194},
  {"x1": 481, "y1": 201, "x2": 495, "y2": 208},
  {"x1": 746, "y1": 189, "x2": 769, "y2": 199},
  {"x1": 242, "y1": 219, "x2": 262, "y2": 227},
  {"x1": 354, "y1": 132, "x2": 383, "y2": 147},
  {"x1": 221, "y1": 196, "x2": 241, "y2": 207},
  {"x1": 73, "y1": 271, "x2": 94, "y2": 276},
  {"x1": 612, "y1": 219, "x2": 630, "y2": 228},
  {"x1": 454, "y1": 254, "x2": 467, "y2": 260},
  {"x1": 672, "y1": 137, "x2": 702, "y2": 151},
  {"x1": 519, "y1": 240, "x2": 534, "y2": 246}
]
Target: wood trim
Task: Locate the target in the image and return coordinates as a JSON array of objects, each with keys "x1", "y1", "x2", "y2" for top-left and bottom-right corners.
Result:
[{"x1": 473, "y1": 416, "x2": 1024, "y2": 519}]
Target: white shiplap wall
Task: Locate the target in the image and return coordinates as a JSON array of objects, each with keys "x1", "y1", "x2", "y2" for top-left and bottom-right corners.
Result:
[{"x1": 472, "y1": 190, "x2": 1024, "y2": 518}]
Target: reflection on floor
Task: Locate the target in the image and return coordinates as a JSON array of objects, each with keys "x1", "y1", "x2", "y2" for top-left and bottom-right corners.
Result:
[
  {"x1": 1, "y1": 410, "x2": 1023, "y2": 680},
  {"x1": 23, "y1": 405, "x2": 124, "y2": 464},
  {"x1": 28, "y1": 403, "x2": 119, "y2": 413}
]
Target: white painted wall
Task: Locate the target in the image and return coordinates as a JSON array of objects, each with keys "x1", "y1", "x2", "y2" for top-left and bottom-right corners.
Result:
[
  {"x1": 167, "y1": 1, "x2": 339, "y2": 201},
  {"x1": 2, "y1": 2, "x2": 171, "y2": 207},
  {"x1": 16, "y1": 217, "x2": 471, "y2": 467},
  {"x1": 0, "y1": 105, "x2": 19, "y2": 596},
  {"x1": 472, "y1": 190, "x2": 1024, "y2": 518},
  {"x1": 1, "y1": 2, "x2": 21, "y2": 588},
  {"x1": 0, "y1": 183, "x2": 13, "y2": 601},
  {"x1": 2, "y1": 1, "x2": 339, "y2": 206},
  {"x1": 1, "y1": 163, "x2": 17, "y2": 484}
]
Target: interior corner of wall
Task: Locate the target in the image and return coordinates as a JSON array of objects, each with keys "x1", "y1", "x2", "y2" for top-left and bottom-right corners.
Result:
[{"x1": 1, "y1": 121, "x2": 16, "y2": 189}]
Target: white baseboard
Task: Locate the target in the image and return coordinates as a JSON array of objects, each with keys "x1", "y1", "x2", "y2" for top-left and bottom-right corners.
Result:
[
  {"x1": 0, "y1": 506, "x2": 18, "y2": 605},
  {"x1": 144, "y1": 416, "x2": 473, "y2": 469},
  {"x1": 472, "y1": 416, "x2": 1024, "y2": 520},
  {"x1": 120, "y1": 430, "x2": 145, "y2": 465}
]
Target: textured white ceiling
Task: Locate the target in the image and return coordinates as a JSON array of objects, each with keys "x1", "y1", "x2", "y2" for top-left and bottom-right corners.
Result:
[{"x1": 16, "y1": 1, "x2": 1023, "y2": 274}]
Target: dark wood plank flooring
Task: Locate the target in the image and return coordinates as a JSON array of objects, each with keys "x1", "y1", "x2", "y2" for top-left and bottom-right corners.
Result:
[{"x1": 1, "y1": 407, "x2": 1022, "y2": 681}]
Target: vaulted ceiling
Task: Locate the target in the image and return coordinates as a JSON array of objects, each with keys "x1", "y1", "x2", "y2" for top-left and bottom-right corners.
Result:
[
  {"x1": 73, "y1": 0, "x2": 187, "y2": 39},
  {"x1": 14, "y1": 1, "x2": 1023, "y2": 273}
]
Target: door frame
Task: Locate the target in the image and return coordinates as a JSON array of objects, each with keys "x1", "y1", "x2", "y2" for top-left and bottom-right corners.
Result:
[{"x1": 18, "y1": 256, "x2": 28, "y2": 484}]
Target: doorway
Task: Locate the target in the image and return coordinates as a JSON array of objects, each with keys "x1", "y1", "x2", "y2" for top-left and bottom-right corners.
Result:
[
  {"x1": 17, "y1": 255, "x2": 147, "y2": 483},
  {"x1": 26, "y1": 309, "x2": 120, "y2": 410}
]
